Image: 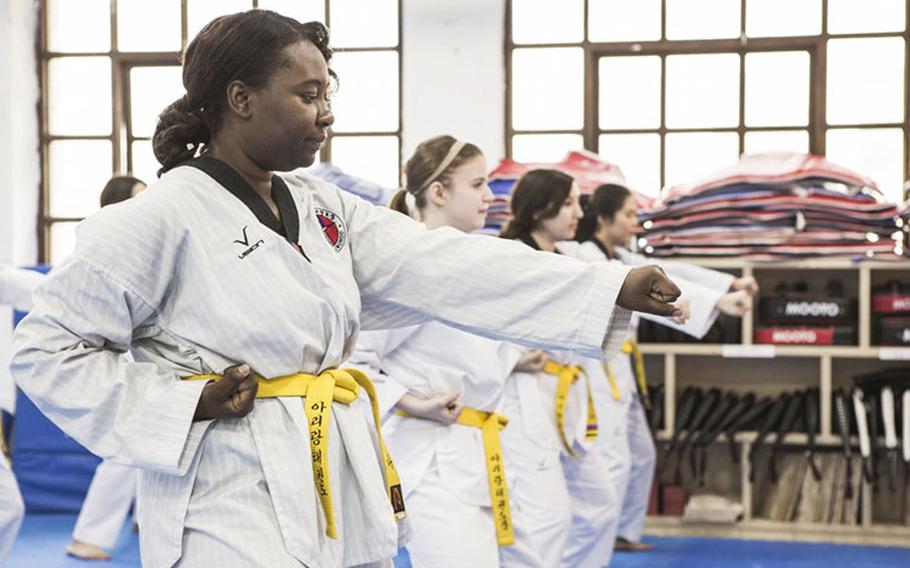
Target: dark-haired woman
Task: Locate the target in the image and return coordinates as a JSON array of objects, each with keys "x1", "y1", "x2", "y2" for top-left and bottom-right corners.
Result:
[
  {"x1": 11, "y1": 11, "x2": 681, "y2": 568},
  {"x1": 498, "y1": 169, "x2": 622, "y2": 568},
  {"x1": 575, "y1": 182, "x2": 756, "y2": 553}
]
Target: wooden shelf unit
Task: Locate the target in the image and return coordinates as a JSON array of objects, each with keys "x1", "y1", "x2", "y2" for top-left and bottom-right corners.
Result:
[{"x1": 642, "y1": 257, "x2": 910, "y2": 544}]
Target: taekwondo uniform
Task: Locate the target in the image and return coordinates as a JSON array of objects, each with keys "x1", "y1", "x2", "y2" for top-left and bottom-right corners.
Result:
[
  {"x1": 0, "y1": 266, "x2": 39, "y2": 562},
  {"x1": 350, "y1": 324, "x2": 523, "y2": 568},
  {"x1": 577, "y1": 241, "x2": 733, "y2": 545},
  {"x1": 11, "y1": 157, "x2": 634, "y2": 568}
]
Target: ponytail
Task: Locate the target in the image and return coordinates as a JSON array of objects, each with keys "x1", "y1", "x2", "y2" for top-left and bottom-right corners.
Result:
[
  {"x1": 152, "y1": 95, "x2": 210, "y2": 177},
  {"x1": 389, "y1": 188, "x2": 411, "y2": 216}
]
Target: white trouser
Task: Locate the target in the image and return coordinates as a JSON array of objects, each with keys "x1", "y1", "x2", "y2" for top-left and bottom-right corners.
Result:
[
  {"x1": 600, "y1": 395, "x2": 656, "y2": 543},
  {"x1": 499, "y1": 438, "x2": 570, "y2": 568},
  {"x1": 72, "y1": 459, "x2": 137, "y2": 548},
  {"x1": 0, "y1": 455, "x2": 24, "y2": 562},
  {"x1": 403, "y1": 459, "x2": 498, "y2": 568},
  {"x1": 560, "y1": 448, "x2": 620, "y2": 567}
]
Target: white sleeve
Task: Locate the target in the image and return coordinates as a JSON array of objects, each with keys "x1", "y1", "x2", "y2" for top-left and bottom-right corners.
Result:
[
  {"x1": 617, "y1": 249, "x2": 734, "y2": 294},
  {"x1": 637, "y1": 275, "x2": 725, "y2": 339},
  {"x1": 338, "y1": 190, "x2": 633, "y2": 359},
  {"x1": 10, "y1": 203, "x2": 209, "y2": 475},
  {"x1": 0, "y1": 266, "x2": 45, "y2": 312},
  {"x1": 346, "y1": 327, "x2": 419, "y2": 418}
]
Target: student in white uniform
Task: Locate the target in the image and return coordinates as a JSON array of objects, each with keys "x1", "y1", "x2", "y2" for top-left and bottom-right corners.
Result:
[
  {"x1": 0, "y1": 266, "x2": 41, "y2": 564},
  {"x1": 498, "y1": 169, "x2": 623, "y2": 568},
  {"x1": 66, "y1": 176, "x2": 147, "y2": 561},
  {"x1": 575, "y1": 182, "x2": 757, "y2": 553},
  {"x1": 10, "y1": 11, "x2": 683, "y2": 568},
  {"x1": 349, "y1": 135, "x2": 550, "y2": 568}
]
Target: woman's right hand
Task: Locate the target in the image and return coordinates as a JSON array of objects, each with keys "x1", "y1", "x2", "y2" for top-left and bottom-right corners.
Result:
[
  {"x1": 193, "y1": 363, "x2": 259, "y2": 421},
  {"x1": 396, "y1": 392, "x2": 462, "y2": 424},
  {"x1": 514, "y1": 349, "x2": 548, "y2": 372}
]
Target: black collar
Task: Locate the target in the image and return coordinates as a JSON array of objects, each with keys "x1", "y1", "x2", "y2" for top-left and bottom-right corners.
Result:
[
  {"x1": 184, "y1": 156, "x2": 300, "y2": 243},
  {"x1": 517, "y1": 232, "x2": 541, "y2": 251},
  {"x1": 590, "y1": 237, "x2": 612, "y2": 260}
]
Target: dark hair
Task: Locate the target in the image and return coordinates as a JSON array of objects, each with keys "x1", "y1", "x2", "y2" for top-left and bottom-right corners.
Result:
[
  {"x1": 500, "y1": 169, "x2": 574, "y2": 239},
  {"x1": 389, "y1": 135, "x2": 483, "y2": 216},
  {"x1": 575, "y1": 183, "x2": 633, "y2": 242},
  {"x1": 152, "y1": 10, "x2": 334, "y2": 176},
  {"x1": 100, "y1": 176, "x2": 145, "y2": 208}
]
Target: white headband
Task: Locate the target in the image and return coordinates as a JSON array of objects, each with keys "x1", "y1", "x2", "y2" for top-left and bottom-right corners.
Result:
[{"x1": 417, "y1": 140, "x2": 467, "y2": 194}]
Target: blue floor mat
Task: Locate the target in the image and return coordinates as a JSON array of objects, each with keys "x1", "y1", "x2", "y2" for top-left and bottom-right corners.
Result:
[{"x1": 9, "y1": 514, "x2": 910, "y2": 567}]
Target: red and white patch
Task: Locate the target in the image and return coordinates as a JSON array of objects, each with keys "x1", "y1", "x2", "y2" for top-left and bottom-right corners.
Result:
[{"x1": 314, "y1": 207, "x2": 346, "y2": 252}]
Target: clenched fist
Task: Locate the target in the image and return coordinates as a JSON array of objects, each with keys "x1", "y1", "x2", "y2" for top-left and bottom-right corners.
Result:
[
  {"x1": 617, "y1": 265, "x2": 683, "y2": 317},
  {"x1": 193, "y1": 363, "x2": 259, "y2": 421}
]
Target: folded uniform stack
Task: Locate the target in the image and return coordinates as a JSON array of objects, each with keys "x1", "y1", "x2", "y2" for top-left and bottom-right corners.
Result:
[
  {"x1": 486, "y1": 150, "x2": 651, "y2": 235},
  {"x1": 638, "y1": 152, "x2": 907, "y2": 260}
]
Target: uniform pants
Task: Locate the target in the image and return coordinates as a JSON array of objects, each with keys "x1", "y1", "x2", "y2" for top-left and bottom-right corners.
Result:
[
  {"x1": 0, "y1": 455, "x2": 24, "y2": 562},
  {"x1": 72, "y1": 459, "x2": 137, "y2": 548},
  {"x1": 600, "y1": 395, "x2": 655, "y2": 543},
  {"x1": 559, "y1": 448, "x2": 619, "y2": 567},
  {"x1": 403, "y1": 460, "x2": 498, "y2": 568}
]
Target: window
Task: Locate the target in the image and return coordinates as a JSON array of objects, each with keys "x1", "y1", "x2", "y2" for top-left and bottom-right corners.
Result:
[
  {"x1": 40, "y1": 0, "x2": 401, "y2": 263},
  {"x1": 507, "y1": 0, "x2": 908, "y2": 202}
]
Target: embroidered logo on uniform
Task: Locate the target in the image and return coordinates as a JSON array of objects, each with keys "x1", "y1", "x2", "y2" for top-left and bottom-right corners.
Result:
[
  {"x1": 314, "y1": 207, "x2": 346, "y2": 252},
  {"x1": 234, "y1": 225, "x2": 265, "y2": 259}
]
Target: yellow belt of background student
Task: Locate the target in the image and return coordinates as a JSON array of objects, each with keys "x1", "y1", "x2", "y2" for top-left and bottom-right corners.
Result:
[
  {"x1": 185, "y1": 368, "x2": 406, "y2": 539},
  {"x1": 542, "y1": 360, "x2": 597, "y2": 458},
  {"x1": 622, "y1": 340, "x2": 651, "y2": 408},
  {"x1": 395, "y1": 407, "x2": 514, "y2": 546}
]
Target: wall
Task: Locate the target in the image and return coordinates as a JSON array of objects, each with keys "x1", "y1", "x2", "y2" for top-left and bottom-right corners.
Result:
[{"x1": 402, "y1": 0, "x2": 506, "y2": 166}]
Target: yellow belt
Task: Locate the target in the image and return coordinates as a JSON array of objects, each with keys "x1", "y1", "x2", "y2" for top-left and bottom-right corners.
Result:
[
  {"x1": 622, "y1": 340, "x2": 651, "y2": 408},
  {"x1": 185, "y1": 368, "x2": 406, "y2": 539},
  {"x1": 396, "y1": 407, "x2": 514, "y2": 546},
  {"x1": 542, "y1": 360, "x2": 597, "y2": 458}
]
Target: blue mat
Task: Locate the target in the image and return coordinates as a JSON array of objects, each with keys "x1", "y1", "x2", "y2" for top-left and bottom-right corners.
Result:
[{"x1": 9, "y1": 515, "x2": 910, "y2": 567}]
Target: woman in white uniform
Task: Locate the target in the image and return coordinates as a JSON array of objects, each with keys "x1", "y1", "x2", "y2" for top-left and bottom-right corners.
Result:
[
  {"x1": 10, "y1": 11, "x2": 683, "y2": 568},
  {"x1": 350, "y1": 135, "x2": 550, "y2": 568},
  {"x1": 0, "y1": 266, "x2": 41, "y2": 563},
  {"x1": 498, "y1": 169, "x2": 623, "y2": 568},
  {"x1": 575, "y1": 182, "x2": 757, "y2": 553},
  {"x1": 66, "y1": 175, "x2": 147, "y2": 561}
]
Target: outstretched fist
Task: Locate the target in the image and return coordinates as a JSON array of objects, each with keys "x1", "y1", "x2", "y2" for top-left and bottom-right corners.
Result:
[{"x1": 617, "y1": 265, "x2": 683, "y2": 317}]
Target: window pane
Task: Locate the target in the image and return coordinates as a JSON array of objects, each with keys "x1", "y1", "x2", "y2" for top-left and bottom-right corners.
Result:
[
  {"x1": 512, "y1": 0, "x2": 583, "y2": 44},
  {"x1": 666, "y1": 0, "x2": 740, "y2": 40},
  {"x1": 331, "y1": 51, "x2": 399, "y2": 133},
  {"x1": 48, "y1": 140, "x2": 112, "y2": 218},
  {"x1": 745, "y1": 51, "x2": 809, "y2": 127},
  {"x1": 188, "y1": 0, "x2": 253, "y2": 43},
  {"x1": 512, "y1": 48, "x2": 584, "y2": 131},
  {"x1": 826, "y1": 128, "x2": 904, "y2": 203},
  {"x1": 828, "y1": 0, "x2": 905, "y2": 34},
  {"x1": 666, "y1": 53, "x2": 739, "y2": 128},
  {"x1": 330, "y1": 136, "x2": 399, "y2": 188},
  {"x1": 598, "y1": 133, "x2": 661, "y2": 197},
  {"x1": 257, "y1": 0, "x2": 325, "y2": 23},
  {"x1": 511, "y1": 134, "x2": 583, "y2": 163},
  {"x1": 330, "y1": 0, "x2": 398, "y2": 48},
  {"x1": 744, "y1": 130, "x2": 809, "y2": 154},
  {"x1": 50, "y1": 222, "x2": 80, "y2": 266},
  {"x1": 664, "y1": 132, "x2": 739, "y2": 189},
  {"x1": 589, "y1": 0, "x2": 661, "y2": 42},
  {"x1": 599, "y1": 56, "x2": 661, "y2": 129},
  {"x1": 131, "y1": 140, "x2": 161, "y2": 185},
  {"x1": 827, "y1": 38, "x2": 904, "y2": 125},
  {"x1": 746, "y1": 0, "x2": 821, "y2": 37},
  {"x1": 117, "y1": 0, "x2": 182, "y2": 52},
  {"x1": 130, "y1": 67, "x2": 184, "y2": 139},
  {"x1": 47, "y1": 0, "x2": 110, "y2": 52},
  {"x1": 47, "y1": 57, "x2": 112, "y2": 136}
]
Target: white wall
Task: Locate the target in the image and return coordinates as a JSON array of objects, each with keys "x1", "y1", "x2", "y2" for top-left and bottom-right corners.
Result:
[{"x1": 402, "y1": 0, "x2": 506, "y2": 166}]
